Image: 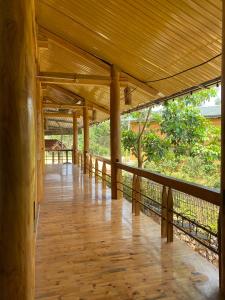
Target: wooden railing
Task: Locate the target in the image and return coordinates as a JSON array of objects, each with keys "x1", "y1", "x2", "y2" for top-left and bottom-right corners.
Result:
[
  {"x1": 45, "y1": 150, "x2": 73, "y2": 164},
  {"x1": 86, "y1": 154, "x2": 220, "y2": 260}
]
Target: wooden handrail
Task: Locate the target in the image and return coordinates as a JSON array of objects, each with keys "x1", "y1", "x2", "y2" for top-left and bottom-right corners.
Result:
[
  {"x1": 45, "y1": 149, "x2": 73, "y2": 152},
  {"x1": 90, "y1": 154, "x2": 111, "y2": 165},
  {"x1": 116, "y1": 162, "x2": 220, "y2": 206}
]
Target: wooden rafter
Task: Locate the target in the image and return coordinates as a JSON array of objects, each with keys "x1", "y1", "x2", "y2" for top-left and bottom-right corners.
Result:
[
  {"x1": 44, "y1": 112, "x2": 74, "y2": 118},
  {"x1": 43, "y1": 103, "x2": 85, "y2": 110},
  {"x1": 37, "y1": 71, "x2": 128, "y2": 86},
  {"x1": 46, "y1": 84, "x2": 110, "y2": 114},
  {"x1": 38, "y1": 26, "x2": 159, "y2": 97},
  {"x1": 47, "y1": 84, "x2": 83, "y2": 103}
]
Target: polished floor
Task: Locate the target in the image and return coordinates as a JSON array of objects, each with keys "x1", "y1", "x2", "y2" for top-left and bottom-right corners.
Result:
[{"x1": 36, "y1": 164, "x2": 220, "y2": 300}]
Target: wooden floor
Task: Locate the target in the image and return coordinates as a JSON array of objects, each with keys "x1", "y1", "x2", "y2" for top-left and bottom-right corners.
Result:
[{"x1": 36, "y1": 164, "x2": 220, "y2": 300}]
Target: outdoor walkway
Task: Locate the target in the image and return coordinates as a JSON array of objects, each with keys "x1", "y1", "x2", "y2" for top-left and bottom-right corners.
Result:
[{"x1": 35, "y1": 164, "x2": 220, "y2": 300}]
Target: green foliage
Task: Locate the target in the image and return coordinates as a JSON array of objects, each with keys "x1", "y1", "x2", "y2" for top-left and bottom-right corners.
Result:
[
  {"x1": 161, "y1": 100, "x2": 208, "y2": 154},
  {"x1": 89, "y1": 121, "x2": 110, "y2": 156},
  {"x1": 122, "y1": 130, "x2": 139, "y2": 158},
  {"x1": 143, "y1": 131, "x2": 169, "y2": 162}
]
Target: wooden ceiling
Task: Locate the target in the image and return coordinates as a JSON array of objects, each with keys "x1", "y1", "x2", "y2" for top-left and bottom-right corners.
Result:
[{"x1": 37, "y1": 0, "x2": 222, "y2": 131}]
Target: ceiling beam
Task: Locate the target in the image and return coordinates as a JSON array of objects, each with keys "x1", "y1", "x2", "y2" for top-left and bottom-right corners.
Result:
[
  {"x1": 44, "y1": 112, "x2": 74, "y2": 118},
  {"x1": 47, "y1": 84, "x2": 84, "y2": 103},
  {"x1": 38, "y1": 40, "x2": 48, "y2": 49},
  {"x1": 46, "y1": 84, "x2": 110, "y2": 114},
  {"x1": 38, "y1": 26, "x2": 159, "y2": 97},
  {"x1": 37, "y1": 71, "x2": 128, "y2": 86},
  {"x1": 43, "y1": 102, "x2": 85, "y2": 110}
]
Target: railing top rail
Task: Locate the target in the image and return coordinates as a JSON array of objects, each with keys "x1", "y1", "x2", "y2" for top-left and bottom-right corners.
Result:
[
  {"x1": 116, "y1": 162, "x2": 220, "y2": 206},
  {"x1": 45, "y1": 149, "x2": 73, "y2": 152},
  {"x1": 90, "y1": 154, "x2": 111, "y2": 165}
]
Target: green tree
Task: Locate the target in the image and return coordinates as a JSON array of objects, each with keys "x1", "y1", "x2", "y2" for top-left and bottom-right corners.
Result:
[{"x1": 160, "y1": 88, "x2": 217, "y2": 156}]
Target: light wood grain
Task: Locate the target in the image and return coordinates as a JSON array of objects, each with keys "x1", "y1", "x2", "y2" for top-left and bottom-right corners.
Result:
[
  {"x1": 0, "y1": 0, "x2": 36, "y2": 298},
  {"x1": 36, "y1": 164, "x2": 220, "y2": 300},
  {"x1": 110, "y1": 65, "x2": 121, "y2": 199}
]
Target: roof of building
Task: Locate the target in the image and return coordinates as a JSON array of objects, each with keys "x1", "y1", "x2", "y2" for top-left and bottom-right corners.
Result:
[
  {"x1": 38, "y1": 1, "x2": 221, "y2": 133},
  {"x1": 199, "y1": 105, "x2": 221, "y2": 118},
  {"x1": 45, "y1": 139, "x2": 67, "y2": 150}
]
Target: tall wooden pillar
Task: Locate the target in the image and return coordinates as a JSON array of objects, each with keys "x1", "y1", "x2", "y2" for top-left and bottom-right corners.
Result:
[
  {"x1": 0, "y1": 1, "x2": 36, "y2": 299},
  {"x1": 83, "y1": 103, "x2": 89, "y2": 173},
  {"x1": 220, "y1": 1, "x2": 225, "y2": 294},
  {"x1": 110, "y1": 65, "x2": 121, "y2": 199},
  {"x1": 73, "y1": 112, "x2": 78, "y2": 164},
  {"x1": 37, "y1": 81, "x2": 44, "y2": 203}
]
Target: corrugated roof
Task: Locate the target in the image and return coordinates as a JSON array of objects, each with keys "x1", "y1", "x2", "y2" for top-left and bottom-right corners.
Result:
[{"x1": 37, "y1": 0, "x2": 222, "y2": 124}]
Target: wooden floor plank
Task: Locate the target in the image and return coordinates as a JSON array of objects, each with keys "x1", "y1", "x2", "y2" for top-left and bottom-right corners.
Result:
[{"x1": 36, "y1": 164, "x2": 220, "y2": 300}]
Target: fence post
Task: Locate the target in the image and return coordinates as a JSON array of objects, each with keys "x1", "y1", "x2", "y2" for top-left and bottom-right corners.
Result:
[
  {"x1": 52, "y1": 152, "x2": 55, "y2": 164},
  {"x1": 116, "y1": 168, "x2": 123, "y2": 199},
  {"x1": 89, "y1": 155, "x2": 92, "y2": 178},
  {"x1": 161, "y1": 186, "x2": 167, "y2": 238},
  {"x1": 167, "y1": 187, "x2": 173, "y2": 242},
  {"x1": 95, "y1": 159, "x2": 98, "y2": 183},
  {"x1": 81, "y1": 153, "x2": 83, "y2": 169},
  {"x1": 135, "y1": 176, "x2": 141, "y2": 216},
  {"x1": 78, "y1": 152, "x2": 80, "y2": 167},
  {"x1": 66, "y1": 150, "x2": 68, "y2": 163},
  {"x1": 102, "y1": 162, "x2": 107, "y2": 190},
  {"x1": 132, "y1": 174, "x2": 136, "y2": 213},
  {"x1": 58, "y1": 151, "x2": 60, "y2": 164}
]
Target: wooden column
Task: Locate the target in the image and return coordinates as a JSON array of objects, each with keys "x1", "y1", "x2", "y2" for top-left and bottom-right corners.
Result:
[
  {"x1": 110, "y1": 65, "x2": 121, "y2": 199},
  {"x1": 36, "y1": 81, "x2": 44, "y2": 203},
  {"x1": 73, "y1": 112, "x2": 78, "y2": 164},
  {"x1": 83, "y1": 103, "x2": 89, "y2": 173},
  {"x1": 0, "y1": 1, "x2": 36, "y2": 299},
  {"x1": 220, "y1": 1, "x2": 225, "y2": 293}
]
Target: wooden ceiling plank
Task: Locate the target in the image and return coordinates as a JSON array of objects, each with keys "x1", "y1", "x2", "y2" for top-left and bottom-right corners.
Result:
[
  {"x1": 47, "y1": 84, "x2": 84, "y2": 103},
  {"x1": 38, "y1": 26, "x2": 159, "y2": 96}
]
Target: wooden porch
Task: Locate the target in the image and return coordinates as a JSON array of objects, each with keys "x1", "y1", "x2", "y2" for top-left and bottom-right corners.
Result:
[{"x1": 36, "y1": 164, "x2": 219, "y2": 300}]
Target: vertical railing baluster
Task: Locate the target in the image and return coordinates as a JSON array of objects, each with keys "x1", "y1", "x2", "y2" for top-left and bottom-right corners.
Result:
[
  {"x1": 102, "y1": 161, "x2": 106, "y2": 190},
  {"x1": 135, "y1": 176, "x2": 141, "y2": 216},
  {"x1": 89, "y1": 155, "x2": 92, "y2": 178},
  {"x1": 132, "y1": 174, "x2": 136, "y2": 213},
  {"x1": 116, "y1": 168, "x2": 123, "y2": 199},
  {"x1": 161, "y1": 186, "x2": 168, "y2": 238},
  {"x1": 95, "y1": 159, "x2": 98, "y2": 183},
  {"x1": 167, "y1": 187, "x2": 173, "y2": 242},
  {"x1": 66, "y1": 150, "x2": 68, "y2": 163}
]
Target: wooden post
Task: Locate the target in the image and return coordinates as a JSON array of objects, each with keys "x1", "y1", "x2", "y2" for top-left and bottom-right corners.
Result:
[
  {"x1": 83, "y1": 103, "x2": 89, "y2": 174},
  {"x1": 58, "y1": 151, "x2": 60, "y2": 164},
  {"x1": 73, "y1": 112, "x2": 78, "y2": 164},
  {"x1": 95, "y1": 159, "x2": 99, "y2": 183},
  {"x1": 116, "y1": 168, "x2": 123, "y2": 199},
  {"x1": 102, "y1": 162, "x2": 107, "y2": 189},
  {"x1": 0, "y1": 1, "x2": 36, "y2": 298},
  {"x1": 220, "y1": 1, "x2": 225, "y2": 292},
  {"x1": 52, "y1": 152, "x2": 55, "y2": 164},
  {"x1": 89, "y1": 155, "x2": 93, "y2": 177},
  {"x1": 167, "y1": 188, "x2": 173, "y2": 243},
  {"x1": 135, "y1": 176, "x2": 141, "y2": 216},
  {"x1": 110, "y1": 65, "x2": 121, "y2": 199},
  {"x1": 36, "y1": 81, "x2": 44, "y2": 203},
  {"x1": 161, "y1": 186, "x2": 168, "y2": 238},
  {"x1": 132, "y1": 174, "x2": 137, "y2": 213}
]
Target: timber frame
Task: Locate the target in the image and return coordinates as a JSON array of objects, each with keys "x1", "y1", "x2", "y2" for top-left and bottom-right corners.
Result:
[{"x1": 0, "y1": 1, "x2": 224, "y2": 299}]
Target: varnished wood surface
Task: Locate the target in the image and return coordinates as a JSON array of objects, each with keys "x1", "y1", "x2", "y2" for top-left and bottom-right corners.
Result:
[
  {"x1": 0, "y1": 1, "x2": 36, "y2": 298},
  {"x1": 36, "y1": 164, "x2": 220, "y2": 300}
]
